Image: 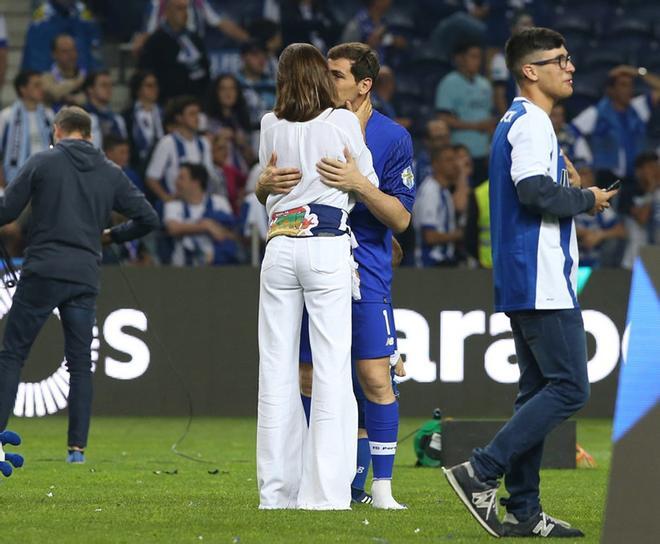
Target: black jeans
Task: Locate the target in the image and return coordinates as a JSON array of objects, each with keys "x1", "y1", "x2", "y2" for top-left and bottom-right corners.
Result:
[
  {"x1": 0, "y1": 275, "x2": 97, "y2": 448},
  {"x1": 470, "y1": 309, "x2": 590, "y2": 520}
]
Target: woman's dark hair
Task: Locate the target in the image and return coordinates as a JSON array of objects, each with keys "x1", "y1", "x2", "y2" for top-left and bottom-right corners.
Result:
[
  {"x1": 129, "y1": 70, "x2": 157, "y2": 102},
  {"x1": 505, "y1": 27, "x2": 566, "y2": 82},
  {"x1": 204, "y1": 74, "x2": 251, "y2": 132},
  {"x1": 273, "y1": 43, "x2": 337, "y2": 122}
]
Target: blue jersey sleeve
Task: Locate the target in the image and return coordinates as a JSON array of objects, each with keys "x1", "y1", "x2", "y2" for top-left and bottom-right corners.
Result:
[{"x1": 380, "y1": 131, "x2": 416, "y2": 213}]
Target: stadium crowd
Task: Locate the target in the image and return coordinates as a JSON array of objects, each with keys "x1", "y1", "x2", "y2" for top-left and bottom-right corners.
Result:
[{"x1": 0, "y1": 0, "x2": 659, "y2": 269}]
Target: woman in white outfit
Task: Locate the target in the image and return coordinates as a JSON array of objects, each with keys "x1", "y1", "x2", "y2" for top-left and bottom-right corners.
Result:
[{"x1": 256, "y1": 43, "x2": 379, "y2": 510}]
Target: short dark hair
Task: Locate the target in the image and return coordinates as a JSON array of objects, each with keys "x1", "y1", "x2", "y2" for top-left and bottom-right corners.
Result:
[
  {"x1": 103, "y1": 134, "x2": 129, "y2": 153},
  {"x1": 165, "y1": 95, "x2": 200, "y2": 123},
  {"x1": 634, "y1": 151, "x2": 658, "y2": 170},
  {"x1": 453, "y1": 41, "x2": 482, "y2": 57},
  {"x1": 13, "y1": 70, "x2": 40, "y2": 97},
  {"x1": 505, "y1": 27, "x2": 566, "y2": 82},
  {"x1": 51, "y1": 33, "x2": 74, "y2": 52},
  {"x1": 180, "y1": 162, "x2": 208, "y2": 191},
  {"x1": 83, "y1": 70, "x2": 111, "y2": 93},
  {"x1": 607, "y1": 72, "x2": 634, "y2": 88},
  {"x1": 431, "y1": 144, "x2": 455, "y2": 163},
  {"x1": 328, "y1": 42, "x2": 380, "y2": 83},
  {"x1": 54, "y1": 106, "x2": 92, "y2": 138},
  {"x1": 452, "y1": 143, "x2": 470, "y2": 154}
]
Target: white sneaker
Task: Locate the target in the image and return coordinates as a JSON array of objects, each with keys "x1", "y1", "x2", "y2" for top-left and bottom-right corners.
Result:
[{"x1": 371, "y1": 479, "x2": 407, "y2": 510}]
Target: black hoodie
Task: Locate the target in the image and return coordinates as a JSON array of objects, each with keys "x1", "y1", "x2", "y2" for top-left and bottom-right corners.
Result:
[{"x1": 0, "y1": 139, "x2": 159, "y2": 288}]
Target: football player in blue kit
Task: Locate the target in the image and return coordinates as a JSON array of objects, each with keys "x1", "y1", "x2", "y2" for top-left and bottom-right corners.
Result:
[{"x1": 258, "y1": 42, "x2": 416, "y2": 509}]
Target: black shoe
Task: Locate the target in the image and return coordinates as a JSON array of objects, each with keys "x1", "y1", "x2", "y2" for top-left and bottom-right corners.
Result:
[
  {"x1": 351, "y1": 487, "x2": 373, "y2": 505},
  {"x1": 501, "y1": 511, "x2": 585, "y2": 538},
  {"x1": 443, "y1": 461, "x2": 501, "y2": 538}
]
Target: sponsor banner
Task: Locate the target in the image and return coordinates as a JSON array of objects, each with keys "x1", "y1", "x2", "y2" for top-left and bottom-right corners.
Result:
[{"x1": 4, "y1": 267, "x2": 630, "y2": 418}]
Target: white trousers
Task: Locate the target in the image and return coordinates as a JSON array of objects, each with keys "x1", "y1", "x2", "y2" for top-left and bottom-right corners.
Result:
[{"x1": 257, "y1": 235, "x2": 357, "y2": 510}]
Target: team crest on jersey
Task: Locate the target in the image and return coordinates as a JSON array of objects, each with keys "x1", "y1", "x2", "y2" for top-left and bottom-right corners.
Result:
[
  {"x1": 401, "y1": 166, "x2": 415, "y2": 189},
  {"x1": 268, "y1": 206, "x2": 319, "y2": 239}
]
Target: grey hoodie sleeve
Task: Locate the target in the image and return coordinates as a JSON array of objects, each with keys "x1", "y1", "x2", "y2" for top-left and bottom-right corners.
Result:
[
  {"x1": 516, "y1": 175, "x2": 596, "y2": 218},
  {"x1": 109, "y1": 171, "x2": 160, "y2": 243},
  {"x1": 0, "y1": 157, "x2": 37, "y2": 226}
]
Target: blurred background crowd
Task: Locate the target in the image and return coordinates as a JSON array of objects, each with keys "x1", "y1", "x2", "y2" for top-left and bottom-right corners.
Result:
[{"x1": 0, "y1": 0, "x2": 658, "y2": 269}]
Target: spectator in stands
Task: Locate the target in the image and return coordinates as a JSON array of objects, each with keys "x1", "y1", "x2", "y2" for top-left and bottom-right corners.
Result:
[
  {"x1": 436, "y1": 42, "x2": 495, "y2": 187},
  {"x1": 123, "y1": 70, "x2": 164, "y2": 173},
  {"x1": 428, "y1": 1, "x2": 487, "y2": 62},
  {"x1": 42, "y1": 34, "x2": 87, "y2": 108},
  {"x1": 22, "y1": 0, "x2": 102, "y2": 73},
  {"x1": 550, "y1": 102, "x2": 592, "y2": 165},
  {"x1": 146, "y1": 96, "x2": 215, "y2": 207},
  {"x1": 464, "y1": 177, "x2": 491, "y2": 269},
  {"x1": 211, "y1": 132, "x2": 247, "y2": 213},
  {"x1": 490, "y1": 10, "x2": 534, "y2": 117},
  {"x1": 452, "y1": 143, "x2": 473, "y2": 230},
  {"x1": 571, "y1": 65, "x2": 660, "y2": 182},
  {"x1": 280, "y1": 0, "x2": 339, "y2": 54},
  {"x1": 103, "y1": 135, "x2": 145, "y2": 194},
  {"x1": 236, "y1": 40, "x2": 276, "y2": 134},
  {"x1": 575, "y1": 161, "x2": 626, "y2": 268},
  {"x1": 203, "y1": 73, "x2": 254, "y2": 172},
  {"x1": 101, "y1": 134, "x2": 156, "y2": 266},
  {"x1": 414, "y1": 117, "x2": 450, "y2": 184},
  {"x1": 247, "y1": 18, "x2": 282, "y2": 79},
  {"x1": 413, "y1": 145, "x2": 464, "y2": 267},
  {"x1": 341, "y1": 0, "x2": 408, "y2": 67},
  {"x1": 0, "y1": 71, "x2": 54, "y2": 186},
  {"x1": 83, "y1": 71, "x2": 127, "y2": 148},
  {"x1": 0, "y1": 15, "x2": 8, "y2": 102},
  {"x1": 138, "y1": 0, "x2": 210, "y2": 104},
  {"x1": 133, "y1": 0, "x2": 250, "y2": 55},
  {"x1": 164, "y1": 162, "x2": 239, "y2": 266},
  {"x1": 371, "y1": 65, "x2": 412, "y2": 130},
  {"x1": 621, "y1": 152, "x2": 660, "y2": 269}
]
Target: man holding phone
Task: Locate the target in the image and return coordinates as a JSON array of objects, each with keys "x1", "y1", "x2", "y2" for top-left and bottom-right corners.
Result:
[{"x1": 443, "y1": 28, "x2": 617, "y2": 538}]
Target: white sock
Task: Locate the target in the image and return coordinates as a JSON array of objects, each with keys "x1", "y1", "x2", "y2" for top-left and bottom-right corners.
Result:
[{"x1": 371, "y1": 479, "x2": 407, "y2": 510}]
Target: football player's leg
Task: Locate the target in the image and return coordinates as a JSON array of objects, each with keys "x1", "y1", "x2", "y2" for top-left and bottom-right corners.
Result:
[
  {"x1": 354, "y1": 303, "x2": 405, "y2": 509},
  {"x1": 351, "y1": 368, "x2": 372, "y2": 503}
]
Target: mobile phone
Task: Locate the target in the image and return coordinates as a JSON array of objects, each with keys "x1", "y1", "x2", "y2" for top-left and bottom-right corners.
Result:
[{"x1": 605, "y1": 179, "x2": 621, "y2": 192}]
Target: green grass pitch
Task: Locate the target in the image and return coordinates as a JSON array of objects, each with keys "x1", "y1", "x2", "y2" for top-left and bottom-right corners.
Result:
[{"x1": 1, "y1": 417, "x2": 611, "y2": 543}]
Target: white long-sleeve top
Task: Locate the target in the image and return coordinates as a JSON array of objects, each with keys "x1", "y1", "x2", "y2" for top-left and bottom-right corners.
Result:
[{"x1": 258, "y1": 108, "x2": 379, "y2": 218}]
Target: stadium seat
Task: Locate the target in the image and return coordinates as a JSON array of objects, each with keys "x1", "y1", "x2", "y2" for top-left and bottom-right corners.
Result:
[
  {"x1": 553, "y1": 15, "x2": 592, "y2": 36},
  {"x1": 582, "y1": 48, "x2": 628, "y2": 70},
  {"x1": 554, "y1": 1, "x2": 613, "y2": 36},
  {"x1": 394, "y1": 74, "x2": 422, "y2": 101},
  {"x1": 609, "y1": 17, "x2": 653, "y2": 38},
  {"x1": 633, "y1": 43, "x2": 660, "y2": 73}
]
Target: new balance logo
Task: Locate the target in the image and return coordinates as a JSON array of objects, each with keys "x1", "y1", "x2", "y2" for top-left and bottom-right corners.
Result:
[
  {"x1": 386, "y1": 337, "x2": 395, "y2": 346},
  {"x1": 533, "y1": 518, "x2": 555, "y2": 537},
  {"x1": 471, "y1": 488, "x2": 498, "y2": 520}
]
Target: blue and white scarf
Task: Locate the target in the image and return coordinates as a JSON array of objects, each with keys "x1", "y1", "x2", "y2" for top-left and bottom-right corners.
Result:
[
  {"x1": 2, "y1": 101, "x2": 52, "y2": 183},
  {"x1": 131, "y1": 102, "x2": 164, "y2": 163}
]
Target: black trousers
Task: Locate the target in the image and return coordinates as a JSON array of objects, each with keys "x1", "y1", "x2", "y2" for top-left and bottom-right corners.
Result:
[{"x1": 0, "y1": 275, "x2": 97, "y2": 448}]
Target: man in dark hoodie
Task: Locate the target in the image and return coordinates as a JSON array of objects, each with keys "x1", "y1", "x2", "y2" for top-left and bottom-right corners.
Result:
[{"x1": 0, "y1": 105, "x2": 159, "y2": 465}]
